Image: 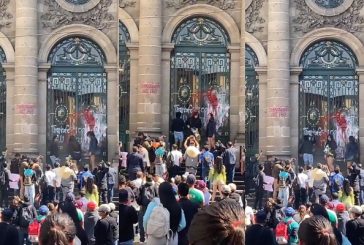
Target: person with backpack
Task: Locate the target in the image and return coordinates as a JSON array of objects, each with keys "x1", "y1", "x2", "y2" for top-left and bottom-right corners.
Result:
[
  {"x1": 223, "y1": 141, "x2": 237, "y2": 184},
  {"x1": 28, "y1": 205, "x2": 49, "y2": 244},
  {"x1": 119, "y1": 189, "x2": 138, "y2": 245},
  {"x1": 276, "y1": 207, "x2": 299, "y2": 245},
  {"x1": 278, "y1": 165, "x2": 292, "y2": 207},
  {"x1": 143, "y1": 182, "x2": 186, "y2": 245},
  {"x1": 0, "y1": 162, "x2": 10, "y2": 208},
  {"x1": 346, "y1": 205, "x2": 364, "y2": 245},
  {"x1": 16, "y1": 196, "x2": 37, "y2": 245},
  {"x1": 136, "y1": 175, "x2": 158, "y2": 243},
  {"x1": 246, "y1": 210, "x2": 278, "y2": 245},
  {"x1": 199, "y1": 145, "x2": 214, "y2": 183},
  {"x1": 330, "y1": 166, "x2": 344, "y2": 195},
  {"x1": 0, "y1": 208, "x2": 20, "y2": 245},
  {"x1": 23, "y1": 163, "x2": 37, "y2": 205}
]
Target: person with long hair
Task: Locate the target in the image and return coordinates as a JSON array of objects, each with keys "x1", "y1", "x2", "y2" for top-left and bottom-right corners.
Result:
[
  {"x1": 324, "y1": 134, "x2": 337, "y2": 172},
  {"x1": 38, "y1": 213, "x2": 76, "y2": 245},
  {"x1": 206, "y1": 113, "x2": 216, "y2": 149},
  {"x1": 143, "y1": 182, "x2": 186, "y2": 245},
  {"x1": 188, "y1": 198, "x2": 245, "y2": 245},
  {"x1": 298, "y1": 215, "x2": 337, "y2": 245},
  {"x1": 85, "y1": 177, "x2": 99, "y2": 205},
  {"x1": 339, "y1": 178, "x2": 355, "y2": 209},
  {"x1": 209, "y1": 156, "x2": 226, "y2": 202}
]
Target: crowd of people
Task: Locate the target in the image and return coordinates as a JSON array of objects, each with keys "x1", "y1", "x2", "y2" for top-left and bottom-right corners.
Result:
[
  {"x1": 0, "y1": 151, "x2": 118, "y2": 245},
  {"x1": 119, "y1": 128, "x2": 364, "y2": 245}
]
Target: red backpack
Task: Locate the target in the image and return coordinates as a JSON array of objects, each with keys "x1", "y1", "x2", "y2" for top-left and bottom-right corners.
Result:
[
  {"x1": 275, "y1": 220, "x2": 293, "y2": 244},
  {"x1": 28, "y1": 219, "x2": 45, "y2": 243}
]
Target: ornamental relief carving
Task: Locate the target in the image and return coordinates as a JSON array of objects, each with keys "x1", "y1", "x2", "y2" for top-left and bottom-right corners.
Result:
[
  {"x1": 0, "y1": 0, "x2": 13, "y2": 29},
  {"x1": 293, "y1": 0, "x2": 364, "y2": 33},
  {"x1": 41, "y1": 0, "x2": 114, "y2": 30},
  {"x1": 165, "y1": 0, "x2": 235, "y2": 10},
  {"x1": 245, "y1": 0, "x2": 265, "y2": 33},
  {"x1": 119, "y1": 0, "x2": 136, "y2": 8}
]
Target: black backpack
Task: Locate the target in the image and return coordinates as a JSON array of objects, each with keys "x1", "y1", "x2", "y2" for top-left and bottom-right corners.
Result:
[
  {"x1": 0, "y1": 170, "x2": 5, "y2": 186},
  {"x1": 19, "y1": 206, "x2": 34, "y2": 228},
  {"x1": 137, "y1": 184, "x2": 157, "y2": 207}
]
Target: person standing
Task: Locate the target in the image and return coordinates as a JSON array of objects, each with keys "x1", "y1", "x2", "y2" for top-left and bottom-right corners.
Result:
[
  {"x1": 94, "y1": 204, "x2": 114, "y2": 245},
  {"x1": 278, "y1": 165, "x2": 291, "y2": 207},
  {"x1": 209, "y1": 156, "x2": 226, "y2": 202},
  {"x1": 246, "y1": 210, "x2": 277, "y2": 245},
  {"x1": 0, "y1": 163, "x2": 10, "y2": 208},
  {"x1": 312, "y1": 163, "x2": 329, "y2": 203},
  {"x1": 0, "y1": 208, "x2": 19, "y2": 245},
  {"x1": 254, "y1": 164, "x2": 266, "y2": 210},
  {"x1": 199, "y1": 145, "x2": 214, "y2": 183},
  {"x1": 348, "y1": 162, "x2": 361, "y2": 205},
  {"x1": 346, "y1": 205, "x2": 364, "y2": 245},
  {"x1": 223, "y1": 141, "x2": 237, "y2": 184},
  {"x1": 186, "y1": 110, "x2": 202, "y2": 142},
  {"x1": 178, "y1": 183, "x2": 199, "y2": 245},
  {"x1": 329, "y1": 166, "x2": 344, "y2": 195},
  {"x1": 138, "y1": 143, "x2": 150, "y2": 173},
  {"x1": 206, "y1": 113, "x2": 217, "y2": 149},
  {"x1": 299, "y1": 135, "x2": 315, "y2": 167},
  {"x1": 345, "y1": 135, "x2": 359, "y2": 170},
  {"x1": 168, "y1": 144, "x2": 183, "y2": 178},
  {"x1": 23, "y1": 163, "x2": 37, "y2": 205},
  {"x1": 84, "y1": 201, "x2": 100, "y2": 245},
  {"x1": 187, "y1": 174, "x2": 204, "y2": 207},
  {"x1": 87, "y1": 131, "x2": 99, "y2": 171},
  {"x1": 324, "y1": 134, "x2": 337, "y2": 173},
  {"x1": 119, "y1": 189, "x2": 138, "y2": 245},
  {"x1": 126, "y1": 146, "x2": 144, "y2": 181},
  {"x1": 294, "y1": 167, "x2": 308, "y2": 208},
  {"x1": 43, "y1": 164, "x2": 56, "y2": 204},
  {"x1": 60, "y1": 162, "x2": 77, "y2": 201},
  {"x1": 106, "y1": 162, "x2": 117, "y2": 202},
  {"x1": 171, "y1": 112, "x2": 186, "y2": 149},
  {"x1": 184, "y1": 136, "x2": 200, "y2": 175},
  {"x1": 272, "y1": 161, "x2": 284, "y2": 200},
  {"x1": 49, "y1": 135, "x2": 60, "y2": 168}
]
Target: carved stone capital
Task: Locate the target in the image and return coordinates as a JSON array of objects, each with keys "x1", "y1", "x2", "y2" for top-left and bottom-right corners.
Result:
[
  {"x1": 41, "y1": 0, "x2": 115, "y2": 30},
  {"x1": 245, "y1": 0, "x2": 265, "y2": 33},
  {"x1": 0, "y1": 0, "x2": 13, "y2": 30},
  {"x1": 165, "y1": 0, "x2": 235, "y2": 10},
  {"x1": 119, "y1": 0, "x2": 136, "y2": 8},
  {"x1": 293, "y1": 0, "x2": 364, "y2": 33}
]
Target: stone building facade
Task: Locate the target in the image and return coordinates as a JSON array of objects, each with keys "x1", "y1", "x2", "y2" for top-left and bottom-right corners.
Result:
[
  {"x1": 0, "y1": 0, "x2": 119, "y2": 161},
  {"x1": 1, "y1": 0, "x2": 364, "y2": 164},
  {"x1": 119, "y1": 0, "x2": 364, "y2": 163}
]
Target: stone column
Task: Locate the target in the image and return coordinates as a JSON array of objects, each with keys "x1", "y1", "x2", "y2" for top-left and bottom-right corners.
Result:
[
  {"x1": 290, "y1": 67, "x2": 303, "y2": 160},
  {"x1": 238, "y1": 1, "x2": 246, "y2": 141},
  {"x1": 105, "y1": 66, "x2": 119, "y2": 161},
  {"x1": 357, "y1": 69, "x2": 364, "y2": 164},
  {"x1": 14, "y1": 0, "x2": 38, "y2": 153},
  {"x1": 229, "y1": 47, "x2": 241, "y2": 141},
  {"x1": 3, "y1": 65, "x2": 14, "y2": 152},
  {"x1": 137, "y1": 0, "x2": 162, "y2": 136},
  {"x1": 38, "y1": 65, "x2": 51, "y2": 157},
  {"x1": 161, "y1": 44, "x2": 173, "y2": 138},
  {"x1": 256, "y1": 67, "x2": 267, "y2": 155},
  {"x1": 128, "y1": 44, "x2": 139, "y2": 149},
  {"x1": 266, "y1": 0, "x2": 290, "y2": 157}
]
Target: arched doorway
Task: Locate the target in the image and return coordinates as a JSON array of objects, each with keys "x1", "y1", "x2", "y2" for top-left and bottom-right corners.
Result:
[
  {"x1": 47, "y1": 37, "x2": 108, "y2": 163},
  {"x1": 119, "y1": 21, "x2": 131, "y2": 151},
  {"x1": 0, "y1": 47, "x2": 5, "y2": 152},
  {"x1": 245, "y1": 45, "x2": 259, "y2": 158},
  {"x1": 170, "y1": 17, "x2": 231, "y2": 144},
  {"x1": 299, "y1": 40, "x2": 359, "y2": 162}
]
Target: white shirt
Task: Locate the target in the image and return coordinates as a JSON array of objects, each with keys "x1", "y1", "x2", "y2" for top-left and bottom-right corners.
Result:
[
  {"x1": 45, "y1": 170, "x2": 56, "y2": 187},
  {"x1": 306, "y1": 169, "x2": 313, "y2": 188},
  {"x1": 171, "y1": 150, "x2": 183, "y2": 166},
  {"x1": 132, "y1": 178, "x2": 143, "y2": 189},
  {"x1": 297, "y1": 172, "x2": 308, "y2": 189},
  {"x1": 245, "y1": 206, "x2": 254, "y2": 226}
]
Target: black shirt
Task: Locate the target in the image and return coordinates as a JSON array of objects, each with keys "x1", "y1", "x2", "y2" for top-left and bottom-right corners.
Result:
[
  {"x1": 0, "y1": 222, "x2": 19, "y2": 245},
  {"x1": 119, "y1": 204, "x2": 138, "y2": 242},
  {"x1": 94, "y1": 218, "x2": 114, "y2": 245},
  {"x1": 178, "y1": 197, "x2": 199, "y2": 245},
  {"x1": 245, "y1": 224, "x2": 278, "y2": 245},
  {"x1": 171, "y1": 118, "x2": 185, "y2": 132},
  {"x1": 346, "y1": 218, "x2": 364, "y2": 245}
]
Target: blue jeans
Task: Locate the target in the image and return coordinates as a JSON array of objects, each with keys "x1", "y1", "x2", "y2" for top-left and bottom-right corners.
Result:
[
  {"x1": 201, "y1": 166, "x2": 210, "y2": 182},
  {"x1": 174, "y1": 131, "x2": 184, "y2": 143},
  {"x1": 107, "y1": 184, "x2": 114, "y2": 202},
  {"x1": 24, "y1": 185, "x2": 35, "y2": 205},
  {"x1": 278, "y1": 186, "x2": 290, "y2": 207},
  {"x1": 303, "y1": 153, "x2": 314, "y2": 166},
  {"x1": 226, "y1": 164, "x2": 235, "y2": 184}
]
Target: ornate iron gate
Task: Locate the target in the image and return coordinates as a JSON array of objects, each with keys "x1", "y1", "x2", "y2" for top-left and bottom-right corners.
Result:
[
  {"x1": 299, "y1": 40, "x2": 359, "y2": 161},
  {"x1": 119, "y1": 21, "x2": 131, "y2": 151},
  {"x1": 245, "y1": 45, "x2": 259, "y2": 158},
  {"x1": 170, "y1": 17, "x2": 231, "y2": 143},
  {"x1": 47, "y1": 37, "x2": 107, "y2": 162},
  {"x1": 0, "y1": 48, "x2": 6, "y2": 152}
]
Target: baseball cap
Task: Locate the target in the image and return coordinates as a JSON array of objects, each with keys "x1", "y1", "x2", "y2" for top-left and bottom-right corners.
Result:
[
  {"x1": 285, "y1": 207, "x2": 296, "y2": 217},
  {"x1": 336, "y1": 203, "x2": 346, "y2": 213},
  {"x1": 39, "y1": 205, "x2": 49, "y2": 215},
  {"x1": 349, "y1": 205, "x2": 363, "y2": 215},
  {"x1": 186, "y1": 174, "x2": 196, "y2": 185},
  {"x1": 87, "y1": 201, "x2": 97, "y2": 211},
  {"x1": 98, "y1": 204, "x2": 111, "y2": 213},
  {"x1": 319, "y1": 194, "x2": 330, "y2": 205}
]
